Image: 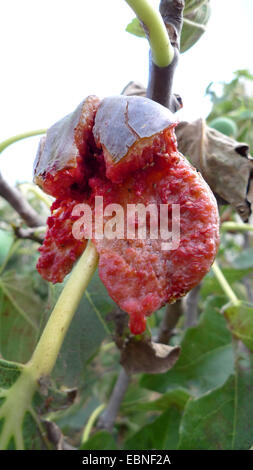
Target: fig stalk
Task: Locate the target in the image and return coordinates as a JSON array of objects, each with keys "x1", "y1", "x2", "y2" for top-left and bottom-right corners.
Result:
[
  {"x1": 26, "y1": 241, "x2": 98, "y2": 379},
  {"x1": 0, "y1": 129, "x2": 47, "y2": 154},
  {"x1": 212, "y1": 260, "x2": 240, "y2": 307},
  {"x1": 125, "y1": 0, "x2": 174, "y2": 67}
]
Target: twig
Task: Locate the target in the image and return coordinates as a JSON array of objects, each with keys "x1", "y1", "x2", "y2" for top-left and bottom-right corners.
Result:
[
  {"x1": 13, "y1": 225, "x2": 45, "y2": 244},
  {"x1": 156, "y1": 300, "x2": 184, "y2": 343},
  {"x1": 0, "y1": 172, "x2": 44, "y2": 227},
  {"x1": 97, "y1": 369, "x2": 131, "y2": 432},
  {"x1": 43, "y1": 420, "x2": 76, "y2": 450},
  {"x1": 98, "y1": 298, "x2": 184, "y2": 432},
  {"x1": 184, "y1": 284, "x2": 201, "y2": 328},
  {"x1": 146, "y1": 0, "x2": 185, "y2": 110}
]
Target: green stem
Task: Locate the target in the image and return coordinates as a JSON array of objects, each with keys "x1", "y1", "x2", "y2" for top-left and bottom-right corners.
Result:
[
  {"x1": 125, "y1": 0, "x2": 174, "y2": 67},
  {"x1": 0, "y1": 129, "x2": 47, "y2": 154},
  {"x1": 26, "y1": 241, "x2": 99, "y2": 380},
  {"x1": 81, "y1": 403, "x2": 106, "y2": 445},
  {"x1": 221, "y1": 222, "x2": 253, "y2": 233},
  {"x1": 212, "y1": 260, "x2": 240, "y2": 307}
]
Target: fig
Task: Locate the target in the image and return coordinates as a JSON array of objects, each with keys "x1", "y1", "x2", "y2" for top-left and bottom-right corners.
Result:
[
  {"x1": 209, "y1": 117, "x2": 238, "y2": 138},
  {"x1": 34, "y1": 95, "x2": 219, "y2": 334}
]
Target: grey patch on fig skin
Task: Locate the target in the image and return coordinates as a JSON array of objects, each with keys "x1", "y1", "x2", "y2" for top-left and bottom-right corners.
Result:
[
  {"x1": 33, "y1": 101, "x2": 84, "y2": 178},
  {"x1": 33, "y1": 95, "x2": 100, "y2": 185},
  {"x1": 93, "y1": 95, "x2": 175, "y2": 164}
]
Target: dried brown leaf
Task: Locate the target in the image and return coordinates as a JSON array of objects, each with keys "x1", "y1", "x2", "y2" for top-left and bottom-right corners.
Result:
[
  {"x1": 175, "y1": 119, "x2": 253, "y2": 221},
  {"x1": 121, "y1": 81, "x2": 146, "y2": 97},
  {"x1": 120, "y1": 337, "x2": 181, "y2": 375},
  {"x1": 122, "y1": 82, "x2": 253, "y2": 221}
]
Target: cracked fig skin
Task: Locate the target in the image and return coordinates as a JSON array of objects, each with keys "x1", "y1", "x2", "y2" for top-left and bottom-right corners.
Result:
[{"x1": 34, "y1": 95, "x2": 219, "y2": 335}]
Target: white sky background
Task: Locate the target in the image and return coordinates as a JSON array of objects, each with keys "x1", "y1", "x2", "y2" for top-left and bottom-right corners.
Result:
[{"x1": 0, "y1": 0, "x2": 253, "y2": 185}]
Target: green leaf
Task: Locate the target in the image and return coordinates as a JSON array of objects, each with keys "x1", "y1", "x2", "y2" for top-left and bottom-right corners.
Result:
[
  {"x1": 206, "y1": 70, "x2": 253, "y2": 150},
  {"x1": 201, "y1": 267, "x2": 252, "y2": 298},
  {"x1": 140, "y1": 297, "x2": 234, "y2": 396},
  {"x1": 178, "y1": 351, "x2": 253, "y2": 450},
  {"x1": 0, "y1": 230, "x2": 13, "y2": 265},
  {"x1": 232, "y1": 248, "x2": 253, "y2": 269},
  {"x1": 224, "y1": 301, "x2": 253, "y2": 351},
  {"x1": 126, "y1": 17, "x2": 145, "y2": 38},
  {"x1": 123, "y1": 388, "x2": 190, "y2": 414},
  {"x1": 81, "y1": 430, "x2": 117, "y2": 450},
  {"x1": 235, "y1": 69, "x2": 253, "y2": 81},
  {"x1": 54, "y1": 394, "x2": 101, "y2": 434},
  {"x1": 124, "y1": 407, "x2": 182, "y2": 450},
  {"x1": 51, "y1": 270, "x2": 116, "y2": 387},
  {"x1": 0, "y1": 270, "x2": 48, "y2": 363},
  {"x1": 0, "y1": 358, "x2": 21, "y2": 389},
  {"x1": 181, "y1": 1, "x2": 211, "y2": 53},
  {"x1": 234, "y1": 109, "x2": 253, "y2": 121}
]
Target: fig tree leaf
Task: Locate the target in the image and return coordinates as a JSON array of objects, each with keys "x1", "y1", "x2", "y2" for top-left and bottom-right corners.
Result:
[
  {"x1": 0, "y1": 359, "x2": 46, "y2": 450},
  {"x1": 232, "y1": 248, "x2": 253, "y2": 269},
  {"x1": 235, "y1": 69, "x2": 253, "y2": 81},
  {"x1": 206, "y1": 70, "x2": 253, "y2": 158},
  {"x1": 0, "y1": 270, "x2": 48, "y2": 363},
  {"x1": 140, "y1": 297, "x2": 234, "y2": 396},
  {"x1": 51, "y1": 270, "x2": 117, "y2": 387},
  {"x1": 0, "y1": 358, "x2": 21, "y2": 389},
  {"x1": 81, "y1": 430, "x2": 117, "y2": 450},
  {"x1": 235, "y1": 109, "x2": 253, "y2": 121},
  {"x1": 124, "y1": 407, "x2": 183, "y2": 450},
  {"x1": 224, "y1": 301, "x2": 253, "y2": 351},
  {"x1": 200, "y1": 267, "x2": 252, "y2": 298},
  {"x1": 0, "y1": 229, "x2": 13, "y2": 265},
  {"x1": 178, "y1": 351, "x2": 253, "y2": 450},
  {"x1": 54, "y1": 393, "x2": 101, "y2": 434},
  {"x1": 126, "y1": 17, "x2": 145, "y2": 38},
  {"x1": 123, "y1": 388, "x2": 190, "y2": 414},
  {"x1": 181, "y1": 0, "x2": 211, "y2": 53}
]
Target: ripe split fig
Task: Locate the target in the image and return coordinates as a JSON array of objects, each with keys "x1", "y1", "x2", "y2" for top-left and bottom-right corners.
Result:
[{"x1": 34, "y1": 95, "x2": 219, "y2": 335}]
